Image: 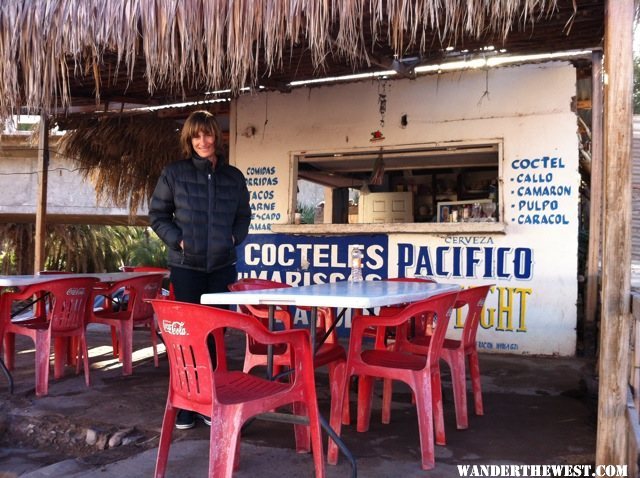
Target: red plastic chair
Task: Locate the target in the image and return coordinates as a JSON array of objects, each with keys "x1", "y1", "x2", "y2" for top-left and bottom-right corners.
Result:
[
  {"x1": 149, "y1": 299, "x2": 325, "y2": 478},
  {"x1": 120, "y1": 266, "x2": 173, "y2": 299},
  {"x1": 89, "y1": 273, "x2": 165, "y2": 375},
  {"x1": 2, "y1": 277, "x2": 99, "y2": 396},
  {"x1": 365, "y1": 277, "x2": 436, "y2": 349},
  {"x1": 228, "y1": 279, "x2": 294, "y2": 375},
  {"x1": 328, "y1": 291, "x2": 459, "y2": 470},
  {"x1": 382, "y1": 285, "x2": 493, "y2": 432},
  {"x1": 228, "y1": 278, "x2": 350, "y2": 446}
]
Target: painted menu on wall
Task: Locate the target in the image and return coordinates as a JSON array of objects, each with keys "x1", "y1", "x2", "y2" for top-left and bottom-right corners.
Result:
[
  {"x1": 245, "y1": 165, "x2": 280, "y2": 232},
  {"x1": 508, "y1": 156, "x2": 572, "y2": 225}
]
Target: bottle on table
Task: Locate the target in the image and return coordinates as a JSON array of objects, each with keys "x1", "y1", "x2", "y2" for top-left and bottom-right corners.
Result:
[{"x1": 349, "y1": 246, "x2": 364, "y2": 282}]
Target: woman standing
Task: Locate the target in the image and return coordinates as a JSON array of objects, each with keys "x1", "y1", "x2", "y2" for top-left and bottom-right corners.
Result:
[{"x1": 149, "y1": 110, "x2": 251, "y2": 429}]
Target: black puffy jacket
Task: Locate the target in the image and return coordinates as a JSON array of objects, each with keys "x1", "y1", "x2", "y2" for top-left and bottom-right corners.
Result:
[{"x1": 149, "y1": 155, "x2": 251, "y2": 272}]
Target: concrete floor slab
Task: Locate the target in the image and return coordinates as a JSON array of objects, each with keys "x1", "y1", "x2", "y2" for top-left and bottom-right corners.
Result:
[{"x1": 0, "y1": 327, "x2": 597, "y2": 477}]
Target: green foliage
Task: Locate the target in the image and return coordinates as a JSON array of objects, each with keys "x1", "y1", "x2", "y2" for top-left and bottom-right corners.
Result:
[
  {"x1": 297, "y1": 202, "x2": 317, "y2": 224},
  {"x1": 124, "y1": 228, "x2": 168, "y2": 268},
  {"x1": 0, "y1": 224, "x2": 167, "y2": 274}
]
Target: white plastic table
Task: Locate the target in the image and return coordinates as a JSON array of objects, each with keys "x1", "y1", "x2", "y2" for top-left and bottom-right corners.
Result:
[
  {"x1": 201, "y1": 279, "x2": 459, "y2": 309},
  {"x1": 201, "y1": 279, "x2": 460, "y2": 477},
  {"x1": 201, "y1": 279, "x2": 459, "y2": 361},
  {"x1": 202, "y1": 280, "x2": 459, "y2": 347},
  {"x1": 0, "y1": 271, "x2": 167, "y2": 288}
]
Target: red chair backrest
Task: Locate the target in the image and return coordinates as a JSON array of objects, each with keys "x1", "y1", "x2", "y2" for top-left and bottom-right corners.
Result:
[
  {"x1": 45, "y1": 277, "x2": 99, "y2": 332},
  {"x1": 228, "y1": 279, "x2": 329, "y2": 339},
  {"x1": 151, "y1": 300, "x2": 220, "y2": 408},
  {"x1": 120, "y1": 266, "x2": 173, "y2": 299},
  {"x1": 228, "y1": 278, "x2": 291, "y2": 315},
  {"x1": 406, "y1": 291, "x2": 458, "y2": 369},
  {"x1": 454, "y1": 285, "x2": 493, "y2": 350},
  {"x1": 104, "y1": 273, "x2": 165, "y2": 320},
  {"x1": 97, "y1": 274, "x2": 164, "y2": 320},
  {"x1": 128, "y1": 274, "x2": 165, "y2": 320},
  {"x1": 229, "y1": 278, "x2": 291, "y2": 292},
  {"x1": 121, "y1": 266, "x2": 168, "y2": 273},
  {"x1": 382, "y1": 277, "x2": 437, "y2": 335},
  {"x1": 150, "y1": 300, "x2": 303, "y2": 407},
  {"x1": 364, "y1": 291, "x2": 458, "y2": 369}
]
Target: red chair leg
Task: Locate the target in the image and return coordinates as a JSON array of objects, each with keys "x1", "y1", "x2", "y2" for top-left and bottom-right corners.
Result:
[
  {"x1": 232, "y1": 434, "x2": 241, "y2": 471},
  {"x1": 4, "y1": 332, "x2": 15, "y2": 370},
  {"x1": 447, "y1": 349, "x2": 469, "y2": 429},
  {"x1": 356, "y1": 375, "x2": 374, "y2": 432},
  {"x1": 154, "y1": 402, "x2": 177, "y2": 478},
  {"x1": 381, "y1": 378, "x2": 393, "y2": 424},
  {"x1": 328, "y1": 370, "x2": 350, "y2": 465},
  {"x1": 293, "y1": 400, "x2": 311, "y2": 453},
  {"x1": 209, "y1": 408, "x2": 240, "y2": 478},
  {"x1": 75, "y1": 336, "x2": 82, "y2": 376},
  {"x1": 110, "y1": 326, "x2": 119, "y2": 359},
  {"x1": 120, "y1": 322, "x2": 133, "y2": 376},
  {"x1": 374, "y1": 326, "x2": 387, "y2": 349},
  {"x1": 430, "y1": 370, "x2": 446, "y2": 445},
  {"x1": 150, "y1": 319, "x2": 159, "y2": 367},
  {"x1": 328, "y1": 361, "x2": 350, "y2": 426},
  {"x1": 468, "y1": 350, "x2": 484, "y2": 415},
  {"x1": 80, "y1": 335, "x2": 91, "y2": 386},
  {"x1": 304, "y1": 385, "x2": 326, "y2": 478},
  {"x1": 67, "y1": 336, "x2": 79, "y2": 367},
  {"x1": 342, "y1": 375, "x2": 351, "y2": 426},
  {"x1": 34, "y1": 331, "x2": 51, "y2": 397},
  {"x1": 413, "y1": 376, "x2": 436, "y2": 470},
  {"x1": 53, "y1": 337, "x2": 66, "y2": 379}
]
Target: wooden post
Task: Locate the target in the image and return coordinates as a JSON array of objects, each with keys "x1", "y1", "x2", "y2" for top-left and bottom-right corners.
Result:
[
  {"x1": 596, "y1": 0, "x2": 634, "y2": 466},
  {"x1": 584, "y1": 50, "x2": 604, "y2": 358},
  {"x1": 34, "y1": 115, "x2": 49, "y2": 273}
]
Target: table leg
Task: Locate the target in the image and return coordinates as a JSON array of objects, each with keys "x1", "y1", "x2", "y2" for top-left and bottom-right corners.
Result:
[
  {"x1": 262, "y1": 304, "x2": 357, "y2": 477},
  {"x1": 309, "y1": 307, "x2": 317, "y2": 355},
  {"x1": 309, "y1": 306, "x2": 357, "y2": 478},
  {"x1": 267, "y1": 305, "x2": 275, "y2": 379}
]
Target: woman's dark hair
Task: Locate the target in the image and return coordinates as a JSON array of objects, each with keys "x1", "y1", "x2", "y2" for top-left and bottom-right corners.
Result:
[{"x1": 180, "y1": 110, "x2": 226, "y2": 162}]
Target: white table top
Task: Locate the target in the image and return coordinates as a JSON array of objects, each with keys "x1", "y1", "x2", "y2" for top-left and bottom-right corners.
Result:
[
  {"x1": 201, "y1": 280, "x2": 460, "y2": 309},
  {"x1": 0, "y1": 271, "x2": 166, "y2": 288}
]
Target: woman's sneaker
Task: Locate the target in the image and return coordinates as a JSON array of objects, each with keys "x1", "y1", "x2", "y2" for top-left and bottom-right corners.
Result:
[
  {"x1": 198, "y1": 414, "x2": 211, "y2": 426},
  {"x1": 175, "y1": 410, "x2": 196, "y2": 430}
]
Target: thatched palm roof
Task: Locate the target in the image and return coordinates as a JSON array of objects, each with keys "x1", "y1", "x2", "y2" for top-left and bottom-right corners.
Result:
[
  {"x1": 0, "y1": 0, "x2": 604, "y2": 120},
  {"x1": 58, "y1": 114, "x2": 182, "y2": 214}
]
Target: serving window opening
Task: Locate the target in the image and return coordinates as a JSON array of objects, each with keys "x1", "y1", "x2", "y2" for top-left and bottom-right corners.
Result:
[{"x1": 294, "y1": 141, "x2": 501, "y2": 225}]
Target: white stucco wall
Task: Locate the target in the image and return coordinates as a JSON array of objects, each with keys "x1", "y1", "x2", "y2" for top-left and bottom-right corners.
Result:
[
  {"x1": 0, "y1": 62, "x2": 580, "y2": 355},
  {"x1": 232, "y1": 61, "x2": 580, "y2": 356},
  {"x1": 0, "y1": 138, "x2": 139, "y2": 218}
]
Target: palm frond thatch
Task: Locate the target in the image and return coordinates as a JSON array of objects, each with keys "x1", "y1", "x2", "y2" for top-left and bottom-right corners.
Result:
[
  {"x1": 0, "y1": 0, "x2": 560, "y2": 119},
  {"x1": 59, "y1": 114, "x2": 181, "y2": 216}
]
